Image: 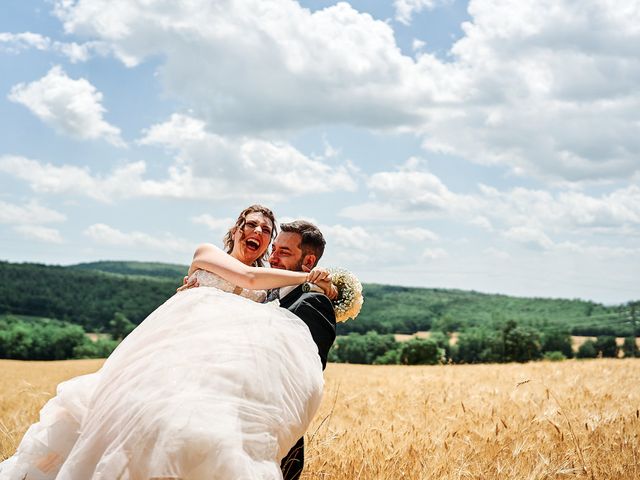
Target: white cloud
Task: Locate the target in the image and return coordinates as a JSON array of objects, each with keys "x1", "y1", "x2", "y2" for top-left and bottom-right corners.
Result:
[
  {"x1": 53, "y1": 40, "x2": 107, "y2": 62},
  {"x1": 0, "y1": 31, "x2": 108, "y2": 62},
  {"x1": 192, "y1": 214, "x2": 235, "y2": 232},
  {"x1": 0, "y1": 200, "x2": 66, "y2": 244},
  {"x1": 51, "y1": 0, "x2": 640, "y2": 183},
  {"x1": 341, "y1": 160, "x2": 477, "y2": 220},
  {"x1": 13, "y1": 225, "x2": 64, "y2": 244},
  {"x1": 319, "y1": 224, "x2": 395, "y2": 265},
  {"x1": 343, "y1": 161, "x2": 640, "y2": 235},
  {"x1": 504, "y1": 226, "x2": 554, "y2": 250},
  {"x1": 8, "y1": 65, "x2": 124, "y2": 146},
  {"x1": 394, "y1": 0, "x2": 450, "y2": 25},
  {"x1": 52, "y1": 0, "x2": 434, "y2": 133},
  {"x1": 321, "y1": 224, "x2": 376, "y2": 251},
  {"x1": 470, "y1": 216, "x2": 493, "y2": 231},
  {"x1": 412, "y1": 38, "x2": 426, "y2": 52},
  {"x1": 0, "y1": 200, "x2": 66, "y2": 225},
  {"x1": 0, "y1": 155, "x2": 145, "y2": 202},
  {"x1": 477, "y1": 184, "x2": 640, "y2": 234},
  {"x1": 0, "y1": 32, "x2": 50, "y2": 52},
  {"x1": 340, "y1": 162, "x2": 640, "y2": 261},
  {"x1": 138, "y1": 113, "x2": 357, "y2": 199},
  {"x1": 84, "y1": 223, "x2": 193, "y2": 253},
  {"x1": 417, "y1": 0, "x2": 640, "y2": 182}
]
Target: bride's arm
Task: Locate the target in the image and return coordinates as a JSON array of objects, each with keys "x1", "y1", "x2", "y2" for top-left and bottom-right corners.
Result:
[{"x1": 188, "y1": 243, "x2": 310, "y2": 290}]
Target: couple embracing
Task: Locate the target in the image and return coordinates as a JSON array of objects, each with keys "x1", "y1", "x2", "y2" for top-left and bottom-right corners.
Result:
[{"x1": 1, "y1": 204, "x2": 360, "y2": 480}]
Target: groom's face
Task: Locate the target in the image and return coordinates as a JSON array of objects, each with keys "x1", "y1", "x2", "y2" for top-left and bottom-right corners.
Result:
[{"x1": 269, "y1": 232, "x2": 305, "y2": 272}]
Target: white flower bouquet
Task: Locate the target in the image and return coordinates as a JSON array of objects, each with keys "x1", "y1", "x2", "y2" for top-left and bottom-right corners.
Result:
[
  {"x1": 327, "y1": 268, "x2": 363, "y2": 323},
  {"x1": 302, "y1": 268, "x2": 364, "y2": 322}
]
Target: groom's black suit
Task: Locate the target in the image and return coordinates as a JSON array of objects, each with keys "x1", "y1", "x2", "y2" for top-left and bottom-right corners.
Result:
[{"x1": 278, "y1": 285, "x2": 336, "y2": 480}]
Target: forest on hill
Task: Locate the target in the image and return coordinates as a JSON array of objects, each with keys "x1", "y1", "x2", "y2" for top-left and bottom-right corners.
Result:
[{"x1": 0, "y1": 260, "x2": 635, "y2": 337}]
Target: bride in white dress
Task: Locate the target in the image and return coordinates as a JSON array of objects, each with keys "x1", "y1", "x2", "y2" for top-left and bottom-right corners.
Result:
[{"x1": 0, "y1": 205, "x2": 334, "y2": 480}]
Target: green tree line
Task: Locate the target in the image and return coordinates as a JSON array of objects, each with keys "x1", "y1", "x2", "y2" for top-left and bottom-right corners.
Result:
[
  {"x1": 0, "y1": 315, "x2": 120, "y2": 360},
  {"x1": 329, "y1": 319, "x2": 640, "y2": 365}
]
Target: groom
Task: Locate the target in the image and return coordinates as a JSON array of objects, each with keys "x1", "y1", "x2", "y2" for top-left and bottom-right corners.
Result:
[{"x1": 267, "y1": 220, "x2": 337, "y2": 480}]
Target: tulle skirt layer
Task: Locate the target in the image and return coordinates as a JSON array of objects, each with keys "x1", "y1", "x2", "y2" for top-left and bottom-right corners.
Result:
[{"x1": 0, "y1": 288, "x2": 323, "y2": 480}]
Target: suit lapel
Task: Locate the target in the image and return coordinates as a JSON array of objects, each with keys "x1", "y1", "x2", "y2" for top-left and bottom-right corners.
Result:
[{"x1": 279, "y1": 285, "x2": 304, "y2": 308}]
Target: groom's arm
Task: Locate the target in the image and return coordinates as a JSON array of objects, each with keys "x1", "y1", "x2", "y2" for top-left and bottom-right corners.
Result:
[{"x1": 287, "y1": 293, "x2": 336, "y2": 370}]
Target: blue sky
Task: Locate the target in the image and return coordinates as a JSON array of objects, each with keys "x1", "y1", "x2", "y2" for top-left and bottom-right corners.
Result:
[{"x1": 1, "y1": 0, "x2": 639, "y2": 304}]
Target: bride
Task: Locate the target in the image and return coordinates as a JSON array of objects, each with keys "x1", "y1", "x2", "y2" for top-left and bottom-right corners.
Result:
[{"x1": 0, "y1": 204, "x2": 335, "y2": 480}]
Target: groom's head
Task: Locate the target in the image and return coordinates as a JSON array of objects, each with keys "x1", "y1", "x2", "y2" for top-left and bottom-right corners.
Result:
[{"x1": 269, "y1": 220, "x2": 326, "y2": 272}]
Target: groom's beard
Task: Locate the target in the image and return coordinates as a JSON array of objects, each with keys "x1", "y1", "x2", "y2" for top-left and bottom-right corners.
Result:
[
  {"x1": 292, "y1": 258, "x2": 305, "y2": 272},
  {"x1": 270, "y1": 257, "x2": 305, "y2": 272}
]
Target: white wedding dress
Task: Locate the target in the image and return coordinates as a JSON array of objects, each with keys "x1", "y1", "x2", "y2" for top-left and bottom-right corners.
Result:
[{"x1": 0, "y1": 270, "x2": 324, "y2": 480}]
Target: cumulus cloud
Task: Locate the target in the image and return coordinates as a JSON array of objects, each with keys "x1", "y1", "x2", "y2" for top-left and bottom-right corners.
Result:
[
  {"x1": 418, "y1": 0, "x2": 640, "y2": 182},
  {"x1": 340, "y1": 163, "x2": 640, "y2": 255},
  {"x1": 84, "y1": 223, "x2": 193, "y2": 253},
  {"x1": 138, "y1": 113, "x2": 357, "y2": 199},
  {"x1": 341, "y1": 160, "x2": 477, "y2": 220},
  {"x1": 8, "y1": 65, "x2": 124, "y2": 146},
  {"x1": 50, "y1": 0, "x2": 640, "y2": 182},
  {"x1": 52, "y1": 0, "x2": 433, "y2": 133},
  {"x1": 0, "y1": 155, "x2": 145, "y2": 202}
]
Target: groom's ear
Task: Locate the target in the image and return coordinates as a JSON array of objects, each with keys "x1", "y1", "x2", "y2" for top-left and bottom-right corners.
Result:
[{"x1": 302, "y1": 254, "x2": 317, "y2": 271}]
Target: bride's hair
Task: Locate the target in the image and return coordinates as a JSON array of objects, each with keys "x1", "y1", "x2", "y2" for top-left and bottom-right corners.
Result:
[{"x1": 223, "y1": 204, "x2": 277, "y2": 267}]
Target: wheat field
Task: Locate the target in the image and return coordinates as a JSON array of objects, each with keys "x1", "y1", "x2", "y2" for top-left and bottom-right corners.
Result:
[{"x1": 1, "y1": 359, "x2": 639, "y2": 479}]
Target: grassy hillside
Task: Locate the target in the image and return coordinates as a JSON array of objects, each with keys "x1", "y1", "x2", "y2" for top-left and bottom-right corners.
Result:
[
  {"x1": 71, "y1": 261, "x2": 187, "y2": 280},
  {"x1": 0, "y1": 261, "x2": 179, "y2": 330},
  {"x1": 0, "y1": 261, "x2": 634, "y2": 336},
  {"x1": 340, "y1": 283, "x2": 628, "y2": 336}
]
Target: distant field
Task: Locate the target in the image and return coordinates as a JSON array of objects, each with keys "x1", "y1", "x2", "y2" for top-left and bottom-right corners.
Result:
[
  {"x1": 394, "y1": 331, "x2": 640, "y2": 350},
  {"x1": 2, "y1": 360, "x2": 639, "y2": 479}
]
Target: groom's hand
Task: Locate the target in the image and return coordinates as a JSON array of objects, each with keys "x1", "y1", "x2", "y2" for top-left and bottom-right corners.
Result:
[
  {"x1": 317, "y1": 279, "x2": 339, "y2": 300},
  {"x1": 176, "y1": 276, "x2": 199, "y2": 292}
]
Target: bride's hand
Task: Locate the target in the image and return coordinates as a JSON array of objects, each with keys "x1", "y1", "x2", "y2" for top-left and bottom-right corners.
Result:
[
  {"x1": 176, "y1": 275, "x2": 199, "y2": 292},
  {"x1": 303, "y1": 266, "x2": 337, "y2": 299},
  {"x1": 305, "y1": 267, "x2": 331, "y2": 284}
]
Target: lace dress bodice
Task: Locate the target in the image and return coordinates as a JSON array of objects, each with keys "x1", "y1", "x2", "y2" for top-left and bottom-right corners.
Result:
[{"x1": 189, "y1": 269, "x2": 267, "y2": 303}]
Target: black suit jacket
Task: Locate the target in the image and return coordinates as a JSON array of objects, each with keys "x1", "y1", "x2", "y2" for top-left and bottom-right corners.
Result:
[
  {"x1": 279, "y1": 285, "x2": 336, "y2": 479},
  {"x1": 278, "y1": 285, "x2": 336, "y2": 369}
]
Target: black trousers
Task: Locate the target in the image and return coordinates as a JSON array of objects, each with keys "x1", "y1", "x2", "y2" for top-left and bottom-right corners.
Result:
[{"x1": 280, "y1": 436, "x2": 304, "y2": 480}]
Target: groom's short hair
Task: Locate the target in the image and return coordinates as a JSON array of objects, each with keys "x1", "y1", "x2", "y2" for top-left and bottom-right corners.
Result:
[{"x1": 280, "y1": 220, "x2": 326, "y2": 265}]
